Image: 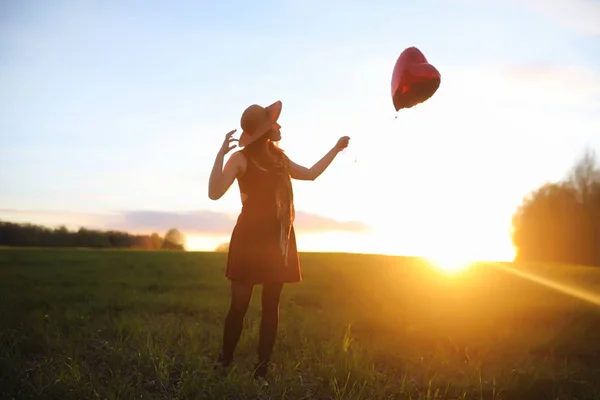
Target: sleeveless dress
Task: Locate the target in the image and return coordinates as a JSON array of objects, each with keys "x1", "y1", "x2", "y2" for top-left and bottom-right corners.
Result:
[{"x1": 225, "y1": 149, "x2": 302, "y2": 284}]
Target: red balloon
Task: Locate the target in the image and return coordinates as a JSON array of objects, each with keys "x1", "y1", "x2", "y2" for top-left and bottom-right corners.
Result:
[{"x1": 391, "y1": 47, "x2": 441, "y2": 111}]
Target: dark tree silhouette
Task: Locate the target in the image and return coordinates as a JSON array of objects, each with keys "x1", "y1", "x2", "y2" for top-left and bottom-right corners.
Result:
[
  {"x1": 151, "y1": 232, "x2": 164, "y2": 250},
  {"x1": 512, "y1": 148, "x2": 600, "y2": 266},
  {"x1": 0, "y1": 221, "x2": 171, "y2": 251}
]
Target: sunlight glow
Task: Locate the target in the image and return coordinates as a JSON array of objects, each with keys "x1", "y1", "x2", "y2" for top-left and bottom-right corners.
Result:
[
  {"x1": 185, "y1": 234, "x2": 230, "y2": 252},
  {"x1": 425, "y1": 254, "x2": 475, "y2": 274},
  {"x1": 185, "y1": 229, "x2": 518, "y2": 265},
  {"x1": 492, "y1": 262, "x2": 600, "y2": 308}
]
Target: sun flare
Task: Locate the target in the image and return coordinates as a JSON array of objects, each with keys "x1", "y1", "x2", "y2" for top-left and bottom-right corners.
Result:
[{"x1": 425, "y1": 254, "x2": 475, "y2": 274}]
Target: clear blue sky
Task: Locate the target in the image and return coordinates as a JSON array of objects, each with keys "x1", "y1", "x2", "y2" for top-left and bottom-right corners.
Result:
[{"x1": 1, "y1": 0, "x2": 599, "y2": 259}]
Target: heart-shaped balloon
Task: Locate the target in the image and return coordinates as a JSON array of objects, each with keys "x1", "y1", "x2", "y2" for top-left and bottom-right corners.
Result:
[{"x1": 391, "y1": 47, "x2": 441, "y2": 111}]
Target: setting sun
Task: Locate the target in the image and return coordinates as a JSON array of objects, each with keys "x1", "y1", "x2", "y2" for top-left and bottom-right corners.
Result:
[
  {"x1": 425, "y1": 254, "x2": 475, "y2": 274},
  {"x1": 2, "y1": 0, "x2": 599, "y2": 397}
]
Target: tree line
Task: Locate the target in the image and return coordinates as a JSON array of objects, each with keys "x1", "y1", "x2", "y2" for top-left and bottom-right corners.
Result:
[
  {"x1": 0, "y1": 222, "x2": 186, "y2": 251},
  {"x1": 511, "y1": 148, "x2": 600, "y2": 266}
]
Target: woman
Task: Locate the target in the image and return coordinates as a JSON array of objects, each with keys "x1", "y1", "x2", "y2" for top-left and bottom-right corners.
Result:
[{"x1": 208, "y1": 100, "x2": 349, "y2": 380}]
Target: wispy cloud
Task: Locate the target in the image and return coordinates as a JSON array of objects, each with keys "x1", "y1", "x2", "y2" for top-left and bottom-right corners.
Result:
[
  {"x1": 293, "y1": 211, "x2": 369, "y2": 233},
  {"x1": 112, "y1": 210, "x2": 237, "y2": 235},
  {"x1": 0, "y1": 208, "x2": 369, "y2": 235}
]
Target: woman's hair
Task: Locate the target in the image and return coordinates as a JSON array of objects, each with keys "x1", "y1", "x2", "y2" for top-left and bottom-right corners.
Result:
[
  {"x1": 244, "y1": 132, "x2": 296, "y2": 263},
  {"x1": 242, "y1": 129, "x2": 295, "y2": 258},
  {"x1": 243, "y1": 130, "x2": 288, "y2": 171}
]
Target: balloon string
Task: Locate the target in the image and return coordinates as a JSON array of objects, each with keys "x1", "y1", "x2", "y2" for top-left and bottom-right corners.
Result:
[
  {"x1": 341, "y1": 112, "x2": 400, "y2": 169},
  {"x1": 341, "y1": 111, "x2": 401, "y2": 167},
  {"x1": 342, "y1": 148, "x2": 359, "y2": 165}
]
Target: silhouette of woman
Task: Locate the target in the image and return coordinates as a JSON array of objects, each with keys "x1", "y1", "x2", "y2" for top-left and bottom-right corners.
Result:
[{"x1": 208, "y1": 100, "x2": 350, "y2": 380}]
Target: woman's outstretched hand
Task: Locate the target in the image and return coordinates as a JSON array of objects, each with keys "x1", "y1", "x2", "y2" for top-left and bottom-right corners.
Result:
[
  {"x1": 335, "y1": 136, "x2": 350, "y2": 152},
  {"x1": 219, "y1": 129, "x2": 239, "y2": 156},
  {"x1": 288, "y1": 136, "x2": 352, "y2": 181}
]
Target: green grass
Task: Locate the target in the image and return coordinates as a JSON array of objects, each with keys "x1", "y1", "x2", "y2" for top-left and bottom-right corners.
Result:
[{"x1": 1, "y1": 248, "x2": 600, "y2": 399}]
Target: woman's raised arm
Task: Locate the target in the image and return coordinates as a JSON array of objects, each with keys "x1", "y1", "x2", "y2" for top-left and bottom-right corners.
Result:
[
  {"x1": 208, "y1": 130, "x2": 246, "y2": 200},
  {"x1": 288, "y1": 136, "x2": 350, "y2": 181}
]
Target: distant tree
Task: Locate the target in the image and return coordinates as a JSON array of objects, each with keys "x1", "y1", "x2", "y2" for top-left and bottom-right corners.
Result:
[
  {"x1": 162, "y1": 228, "x2": 186, "y2": 251},
  {"x1": 512, "y1": 147, "x2": 600, "y2": 266},
  {"x1": 565, "y1": 149, "x2": 600, "y2": 264},
  {"x1": 75, "y1": 227, "x2": 111, "y2": 248},
  {"x1": 150, "y1": 232, "x2": 164, "y2": 250},
  {"x1": 131, "y1": 234, "x2": 151, "y2": 250},
  {"x1": 566, "y1": 148, "x2": 600, "y2": 204},
  {"x1": 53, "y1": 225, "x2": 73, "y2": 247}
]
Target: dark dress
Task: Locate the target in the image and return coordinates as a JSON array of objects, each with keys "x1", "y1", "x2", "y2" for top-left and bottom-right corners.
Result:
[{"x1": 225, "y1": 149, "x2": 302, "y2": 285}]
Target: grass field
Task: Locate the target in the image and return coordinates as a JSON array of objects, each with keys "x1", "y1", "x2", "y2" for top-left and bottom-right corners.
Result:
[{"x1": 2, "y1": 249, "x2": 600, "y2": 399}]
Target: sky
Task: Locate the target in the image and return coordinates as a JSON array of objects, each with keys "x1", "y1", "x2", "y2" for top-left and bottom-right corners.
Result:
[{"x1": 1, "y1": 0, "x2": 599, "y2": 262}]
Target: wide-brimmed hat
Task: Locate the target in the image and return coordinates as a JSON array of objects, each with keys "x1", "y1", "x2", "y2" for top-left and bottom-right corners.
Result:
[{"x1": 238, "y1": 100, "x2": 282, "y2": 147}]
